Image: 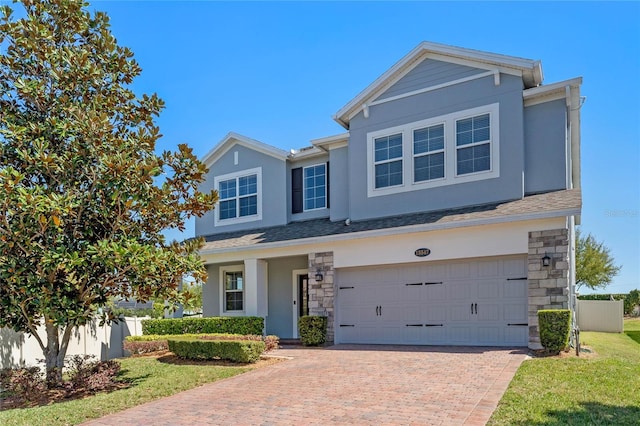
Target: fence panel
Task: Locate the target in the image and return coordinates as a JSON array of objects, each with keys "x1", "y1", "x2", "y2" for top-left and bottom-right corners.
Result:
[
  {"x1": 0, "y1": 317, "x2": 146, "y2": 369},
  {"x1": 576, "y1": 300, "x2": 623, "y2": 332}
]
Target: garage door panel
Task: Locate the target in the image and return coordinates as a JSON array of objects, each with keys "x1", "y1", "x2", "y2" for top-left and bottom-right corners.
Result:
[
  {"x1": 503, "y1": 303, "x2": 527, "y2": 322},
  {"x1": 337, "y1": 256, "x2": 528, "y2": 347},
  {"x1": 449, "y1": 303, "x2": 473, "y2": 322},
  {"x1": 477, "y1": 260, "x2": 499, "y2": 277},
  {"x1": 477, "y1": 303, "x2": 501, "y2": 321},
  {"x1": 424, "y1": 326, "x2": 448, "y2": 344},
  {"x1": 504, "y1": 326, "x2": 528, "y2": 345},
  {"x1": 425, "y1": 284, "x2": 446, "y2": 301},
  {"x1": 423, "y1": 305, "x2": 446, "y2": 322}
]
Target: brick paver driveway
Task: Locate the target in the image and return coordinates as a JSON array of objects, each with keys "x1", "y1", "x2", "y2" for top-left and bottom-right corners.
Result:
[{"x1": 84, "y1": 345, "x2": 527, "y2": 425}]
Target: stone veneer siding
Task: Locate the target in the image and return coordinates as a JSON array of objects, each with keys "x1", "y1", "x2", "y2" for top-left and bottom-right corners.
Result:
[
  {"x1": 528, "y1": 228, "x2": 570, "y2": 349},
  {"x1": 308, "y1": 252, "x2": 335, "y2": 342}
]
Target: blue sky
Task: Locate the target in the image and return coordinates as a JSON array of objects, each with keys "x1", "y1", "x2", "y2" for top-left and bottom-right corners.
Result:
[{"x1": 76, "y1": 1, "x2": 640, "y2": 293}]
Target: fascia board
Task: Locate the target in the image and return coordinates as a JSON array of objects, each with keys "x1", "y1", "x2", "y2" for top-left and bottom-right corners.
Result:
[
  {"x1": 199, "y1": 207, "x2": 581, "y2": 256},
  {"x1": 202, "y1": 132, "x2": 288, "y2": 167},
  {"x1": 523, "y1": 77, "x2": 582, "y2": 99}
]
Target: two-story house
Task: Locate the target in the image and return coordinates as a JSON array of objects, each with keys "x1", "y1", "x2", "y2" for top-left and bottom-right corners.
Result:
[{"x1": 196, "y1": 42, "x2": 582, "y2": 349}]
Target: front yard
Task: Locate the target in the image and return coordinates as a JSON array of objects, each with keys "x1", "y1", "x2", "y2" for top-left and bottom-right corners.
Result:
[
  {"x1": 0, "y1": 355, "x2": 270, "y2": 426},
  {"x1": 489, "y1": 318, "x2": 640, "y2": 425}
]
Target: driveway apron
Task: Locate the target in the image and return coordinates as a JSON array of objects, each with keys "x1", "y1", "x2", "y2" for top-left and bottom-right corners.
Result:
[{"x1": 83, "y1": 345, "x2": 526, "y2": 425}]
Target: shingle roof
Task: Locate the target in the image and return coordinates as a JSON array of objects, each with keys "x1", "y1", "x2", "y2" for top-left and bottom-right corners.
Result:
[{"x1": 199, "y1": 189, "x2": 581, "y2": 253}]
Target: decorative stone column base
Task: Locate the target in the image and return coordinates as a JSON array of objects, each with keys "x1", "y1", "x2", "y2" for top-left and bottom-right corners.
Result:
[
  {"x1": 528, "y1": 229, "x2": 570, "y2": 349},
  {"x1": 308, "y1": 252, "x2": 334, "y2": 342}
]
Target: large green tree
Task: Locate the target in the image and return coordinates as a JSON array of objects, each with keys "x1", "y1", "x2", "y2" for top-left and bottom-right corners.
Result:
[
  {"x1": 575, "y1": 228, "x2": 621, "y2": 291},
  {"x1": 0, "y1": 0, "x2": 216, "y2": 385}
]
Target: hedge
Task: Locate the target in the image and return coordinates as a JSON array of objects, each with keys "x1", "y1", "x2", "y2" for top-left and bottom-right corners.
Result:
[
  {"x1": 141, "y1": 317, "x2": 264, "y2": 336},
  {"x1": 298, "y1": 316, "x2": 327, "y2": 346},
  {"x1": 167, "y1": 338, "x2": 265, "y2": 363},
  {"x1": 538, "y1": 309, "x2": 571, "y2": 354},
  {"x1": 124, "y1": 333, "x2": 279, "y2": 355}
]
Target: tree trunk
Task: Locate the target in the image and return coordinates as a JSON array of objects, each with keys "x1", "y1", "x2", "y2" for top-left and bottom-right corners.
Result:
[{"x1": 43, "y1": 322, "x2": 73, "y2": 388}]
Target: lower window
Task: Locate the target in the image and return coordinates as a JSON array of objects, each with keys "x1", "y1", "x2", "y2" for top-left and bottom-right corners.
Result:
[{"x1": 224, "y1": 270, "x2": 243, "y2": 311}]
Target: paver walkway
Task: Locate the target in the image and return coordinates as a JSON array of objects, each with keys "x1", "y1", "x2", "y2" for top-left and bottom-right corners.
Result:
[{"x1": 84, "y1": 345, "x2": 527, "y2": 425}]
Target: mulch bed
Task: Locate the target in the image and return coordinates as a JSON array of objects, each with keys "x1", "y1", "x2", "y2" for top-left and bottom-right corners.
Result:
[{"x1": 1, "y1": 350, "x2": 283, "y2": 411}]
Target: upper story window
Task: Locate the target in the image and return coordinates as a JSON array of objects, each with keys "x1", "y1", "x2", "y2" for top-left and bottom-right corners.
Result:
[
  {"x1": 304, "y1": 164, "x2": 327, "y2": 210},
  {"x1": 366, "y1": 103, "x2": 499, "y2": 197},
  {"x1": 374, "y1": 133, "x2": 403, "y2": 189},
  {"x1": 413, "y1": 124, "x2": 445, "y2": 182},
  {"x1": 292, "y1": 162, "x2": 329, "y2": 214},
  {"x1": 456, "y1": 113, "x2": 491, "y2": 175},
  {"x1": 214, "y1": 167, "x2": 262, "y2": 226}
]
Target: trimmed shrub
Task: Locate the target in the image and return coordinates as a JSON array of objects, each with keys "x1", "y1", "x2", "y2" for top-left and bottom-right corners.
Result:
[
  {"x1": 123, "y1": 339, "x2": 168, "y2": 355},
  {"x1": 141, "y1": 316, "x2": 264, "y2": 336},
  {"x1": 298, "y1": 316, "x2": 327, "y2": 346},
  {"x1": 168, "y1": 338, "x2": 265, "y2": 363},
  {"x1": 124, "y1": 333, "x2": 279, "y2": 355},
  {"x1": 197, "y1": 334, "x2": 279, "y2": 352},
  {"x1": 538, "y1": 309, "x2": 571, "y2": 354}
]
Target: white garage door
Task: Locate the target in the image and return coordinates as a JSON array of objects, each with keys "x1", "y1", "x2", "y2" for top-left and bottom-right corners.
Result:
[{"x1": 336, "y1": 256, "x2": 528, "y2": 346}]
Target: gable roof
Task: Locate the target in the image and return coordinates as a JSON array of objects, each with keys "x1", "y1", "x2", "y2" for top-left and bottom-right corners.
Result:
[
  {"x1": 199, "y1": 189, "x2": 581, "y2": 254},
  {"x1": 201, "y1": 132, "x2": 289, "y2": 167},
  {"x1": 333, "y1": 41, "x2": 543, "y2": 129}
]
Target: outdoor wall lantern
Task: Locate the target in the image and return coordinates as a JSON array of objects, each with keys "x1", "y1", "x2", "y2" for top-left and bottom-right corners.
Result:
[
  {"x1": 315, "y1": 270, "x2": 324, "y2": 282},
  {"x1": 542, "y1": 254, "x2": 551, "y2": 267}
]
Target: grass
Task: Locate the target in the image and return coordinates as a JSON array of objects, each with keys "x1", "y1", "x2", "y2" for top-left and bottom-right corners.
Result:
[
  {"x1": 0, "y1": 355, "x2": 252, "y2": 426},
  {"x1": 489, "y1": 318, "x2": 640, "y2": 425},
  {"x1": 624, "y1": 317, "x2": 640, "y2": 344}
]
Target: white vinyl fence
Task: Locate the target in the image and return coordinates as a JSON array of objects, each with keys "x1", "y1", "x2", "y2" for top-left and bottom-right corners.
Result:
[
  {"x1": 576, "y1": 300, "x2": 624, "y2": 332},
  {"x1": 0, "y1": 317, "x2": 145, "y2": 370}
]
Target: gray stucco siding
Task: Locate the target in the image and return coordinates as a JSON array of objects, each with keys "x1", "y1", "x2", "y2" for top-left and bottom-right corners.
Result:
[
  {"x1": 329, "y1": 146, "x2": 349, "y2": 221},
  {"x1": 195, "y1": 144, "x2": 287, "y2": 236},
  {"x1": 348, "y1": 74, "x2": 525, "y2": 221},
  {"x1": 377, "y1": 59, "x2": 485, "y2": 101},
  {"x1": 266, "y1": 256, "x2": 308, "y2": 338},
  {"x1": 524, "y1": 100, "x2": 568, "y2": 194},
  {"x1": 202, "y1": 264, "x2": 221, "y2": 317}
]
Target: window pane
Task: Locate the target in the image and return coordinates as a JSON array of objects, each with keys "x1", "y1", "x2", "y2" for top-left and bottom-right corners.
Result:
[
  {"x1": 375, "y1": 160, "x2": 403, "y2": 188},
  {"x1": 219, "y1": 179, "x2": 236, "y2": 200},
  {"x1": 225, "y1": 291, "x2": 243, "y2": 311},
  {"x1": 457, "y1": 143, "x2": 490, "y2": 175},
  {"x1": 375, "y1": 134, "x2": 402, "y2": 162},
  {"x1": 225, "y1": 271, "x2": 242, "y2": 290},
  {"x1": 415, "y1": 152, "x2": 445, "y2": 182},
  {"x1": 238, "y1": 175, "x2": 257, "y2": 196},
  {"x1": 414, "y1": 124, "x2": 444, "y2": 154},
  {"x1": 239, "y1": 195, "x2": 257, "y2": 216},
  {"x1": 219, "y1": 199, "x2": 236, "y2": 220},
  {"x1": 457, "y1": 114, "x2": 490, "y2": 146}
]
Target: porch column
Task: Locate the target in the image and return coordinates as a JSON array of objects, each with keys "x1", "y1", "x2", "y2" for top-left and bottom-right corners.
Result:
[{"x1": 244, "y1": 259, "x2": 268, "y2": 317}]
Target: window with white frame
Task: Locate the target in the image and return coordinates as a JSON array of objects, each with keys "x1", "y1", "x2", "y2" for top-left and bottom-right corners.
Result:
[
  {"x1": 374, "y1": 133, "x2": 403, "y2": 189},
  {"x1": 366, "y1": 103, "x2": 499, "y2": 197},
  {"x1": 304, "y1": 164, "x2": 326, "y2": 211},
  {"x1": 456, "y1": 113, "x2": 491, "y2": 175},
  {"x1": 214, "y1": 167, "x2": 262, "y2": 226},
  {"x1": 413, "y1": 123, "x2": 445, "y2": 182},
  {"x1": 223, "y1": 268, "x2": 244, "y2": 312}
]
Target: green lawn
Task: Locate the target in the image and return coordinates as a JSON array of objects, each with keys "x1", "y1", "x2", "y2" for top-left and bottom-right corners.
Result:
[
  {"x1": 0, "y1": 356, "x2": 251, "y2": 426},
  {"x1": 489, "y1": 318, "x2": 640, "y2": 425}
]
